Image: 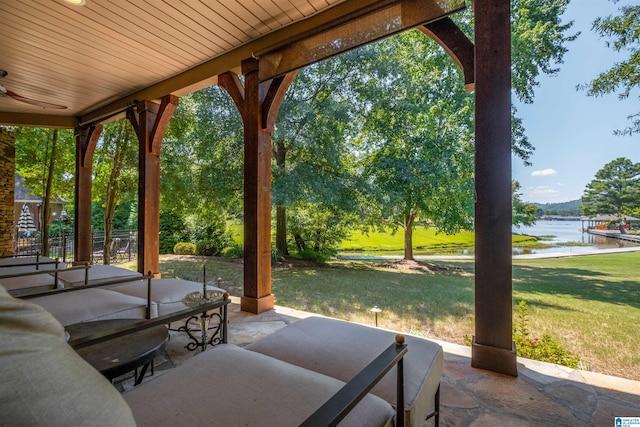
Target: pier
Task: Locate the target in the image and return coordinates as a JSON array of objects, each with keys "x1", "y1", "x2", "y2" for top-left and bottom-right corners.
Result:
[{"x1": 587, "y1": 229, "x2": 640, "y2": 244}]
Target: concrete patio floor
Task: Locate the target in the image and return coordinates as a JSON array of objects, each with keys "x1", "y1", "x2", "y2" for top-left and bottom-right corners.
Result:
[{"x1": 132, "y1": 297, "x2": 640, "y2": 426}]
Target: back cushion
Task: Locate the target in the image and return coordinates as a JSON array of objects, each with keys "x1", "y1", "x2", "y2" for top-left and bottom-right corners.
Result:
[{"x1": 0, "y1": 285, "x2": 136, "y2": 426}]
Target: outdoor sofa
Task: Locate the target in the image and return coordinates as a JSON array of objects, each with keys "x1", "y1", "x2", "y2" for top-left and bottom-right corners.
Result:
[
  {"x1": 12, "y1": 264, "x2": 226, "y2": 326},
  {"x1": 1, "y1": 285, "x2": 405, "y2": 426},
  {"x1": 2, "y1": 266, "x2": 443, "y2": 426},
  {"x1": 0, "y1": 255, "x2": 66, "y2": 295}
]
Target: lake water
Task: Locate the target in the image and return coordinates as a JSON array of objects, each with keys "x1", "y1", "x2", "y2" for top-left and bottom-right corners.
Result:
[{"x1": 512, "y1": 220, "x2": 639, "y2": 255}]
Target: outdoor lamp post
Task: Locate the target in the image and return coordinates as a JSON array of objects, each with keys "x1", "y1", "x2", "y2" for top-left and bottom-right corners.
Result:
[{"x1": 370, "y1": 306, "x2": 382, "y2": 327}]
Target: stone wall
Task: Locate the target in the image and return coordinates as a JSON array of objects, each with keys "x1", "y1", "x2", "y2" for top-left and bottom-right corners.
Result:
[{"x1": 0, "y1": 128, "x2": 15, "y2": 257}]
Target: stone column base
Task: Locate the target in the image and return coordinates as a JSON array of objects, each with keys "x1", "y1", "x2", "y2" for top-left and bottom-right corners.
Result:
[
  {"x1": 471, "y1": 336, "x2": 518, "y2": 377},
  {"x1": 241, "y1": 294, "x2": 275, "y2": 314}
]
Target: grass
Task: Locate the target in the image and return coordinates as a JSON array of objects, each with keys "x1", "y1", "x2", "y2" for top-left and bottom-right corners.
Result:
[
  {"x1": 229, "y1": 224, "x2": 543, "y2": 255},
  {"x1": 148, "y1": 251, "x2": 640, "y2": 381},
  {"x1": 342, "y1": 227, "x2": 544, "y2": 253}
]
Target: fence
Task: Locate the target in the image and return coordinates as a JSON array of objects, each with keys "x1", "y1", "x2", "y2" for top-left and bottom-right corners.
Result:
[{"x1": 13, "y1": 229, "x2": 138, "y2": 266}]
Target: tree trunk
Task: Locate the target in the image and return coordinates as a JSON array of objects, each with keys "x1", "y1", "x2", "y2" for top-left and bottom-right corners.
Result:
[
  {"x1": 41, "y1": 129, "x2": 58, "y2": 257},
  {"x1": 276, "y1": 205, "x2": 289, "y2": 256},
  {"x1": 273, "y1": 138, "x2": 289, "y2": 255},
  {"x1": 103, "y1": 126, "x2": 127, "y2": 264},
  {"x1": 403, "y1": 211, "x2": 416, "y2": 261},
  {"x1": 294, "y1": 234, "x2": 306, "y2": 252}
]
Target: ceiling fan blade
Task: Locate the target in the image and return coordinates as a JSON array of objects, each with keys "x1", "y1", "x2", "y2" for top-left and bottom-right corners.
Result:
[{"x1": 1, "y1": 86, "x2": 67, "y2": 110}]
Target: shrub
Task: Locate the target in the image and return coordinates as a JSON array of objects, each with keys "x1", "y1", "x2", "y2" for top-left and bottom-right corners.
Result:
[
  {"x1": 160, "y1": 211, "x2": 189, "y2": 254},
  {"x1": 512, "y1": 301, "x2": 582, "y2": 368},
  {"x1": 295, "y1": 248, "x2": 334, "y2": 263},
  {"x1": 173, "y1": 242, "x2": 196, "y2": 255},
  {"x1": 463, "y1": 301, "x2": 582, "y2": 369},
  {"x1": 221, "y1": 245, "x2": 243, "y2": 258},
  {"x1": 196, "y1": 239, "x2": 219, "y2": 256}
]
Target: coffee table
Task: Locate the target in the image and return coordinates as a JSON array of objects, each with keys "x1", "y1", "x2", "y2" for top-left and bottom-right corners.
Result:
[{"x1": 66, "y1": 318, "x2": 168, "y2": 385}]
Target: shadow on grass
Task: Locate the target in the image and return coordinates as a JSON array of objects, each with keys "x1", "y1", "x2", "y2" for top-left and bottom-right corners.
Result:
[
  {"x1": 271, "y1": 261, "x2": 475, "y2": 330},
  {"x1": 513, "y1": 265, "x2": 640, "y2": 309}
]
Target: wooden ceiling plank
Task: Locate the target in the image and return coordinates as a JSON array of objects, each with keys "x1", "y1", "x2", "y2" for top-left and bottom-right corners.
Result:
[
  {"x1": 273, "y1": 0, "x2": 305, "y2": 21},
  {"x1": 0, "y1": 32, "x2": 163, "y2": 92},
  {"x1": 123, "y1": 0, "x2": 227, "y2": 54},
  {"x1": 3, "y1": 1, "x2": 185, "y2": 73},
  {"x1": 235, "y1": 0, "x2": 285, "y2": 31},
  {"x1": 17, "y1": 0, "x2": 197, "y2": 70},
  {"x1": 307, "y1": 0, "x2": 331, "y2": 10},
  {"x1": 172, "y1": 1, "x2": 247, "y2": 46},
  {"x1": 84, "y1": 0, "x2": 208, "y2": 62},
  {"x1": 141, "y1": 0, "x2": 232, "y2": 52},
  {"x1": 0, "y1": 19, "x2": 180, "y2": 89},
  {"x1": 197, "y1": 0, "x2": 266, "y2": 38},
  {"x1": 293, "y1": 1, "x2": 318, "y2": 15}
]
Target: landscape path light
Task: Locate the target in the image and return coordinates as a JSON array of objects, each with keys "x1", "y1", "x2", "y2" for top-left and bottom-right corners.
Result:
[{"x1": 370, "y1": 305, "x2": 382, "y2": 327}]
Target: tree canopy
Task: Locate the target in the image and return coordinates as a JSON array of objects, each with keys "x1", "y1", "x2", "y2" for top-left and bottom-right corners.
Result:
[
  {"x1": 581, "y1": 157, "x2": 640, "y2": 217},
  {"x1": 584, "y1": 1, "x2": 640, "y2": 135}
]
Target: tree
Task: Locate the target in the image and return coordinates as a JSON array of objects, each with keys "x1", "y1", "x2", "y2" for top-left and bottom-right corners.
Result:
[
  {"x1": 510, "y1": 0, "x2": 578, "y2": 104},
  {"x1": 272, "y1": 55, "x2": 365, "y2": 256},
  {"x1": 584, "y1": 1, "x2": 640, "y2": 135},
  {"x1": 92, "y1": 119, "x2": 137, "y2": 263},
  {"x1": 581, "y1": 157, "x2": 640, "y2": 217},
  {"x1": 161, "y1": 86, "x2": 244, "y2": 252},
  {"x1": 512, "y1": 181, "x2": 539, "y2": 227},
  {"x1": 351, "y1": 0, "x2": 575, "y2": 260},
  {"x1": 14, "y1": 127, "x2": 75, "y2": 255},
  {"x1": 354, "y1": 31, "x2": 475, "y2": 261}
]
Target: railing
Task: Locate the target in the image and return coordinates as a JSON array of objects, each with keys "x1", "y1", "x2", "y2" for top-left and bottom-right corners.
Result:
[{"x1": 12, "y1": 229, "x2": 138, "y2": 266}]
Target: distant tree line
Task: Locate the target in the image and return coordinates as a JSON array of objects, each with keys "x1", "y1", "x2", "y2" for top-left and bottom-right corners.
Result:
[{"x1": 533, "y1": 200, "x2": 582, "y2": 217}]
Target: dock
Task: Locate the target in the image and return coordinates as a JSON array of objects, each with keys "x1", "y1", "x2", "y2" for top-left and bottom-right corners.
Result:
[{"x1": 587, "y1": 229, "x2": 640, "y2": 244}]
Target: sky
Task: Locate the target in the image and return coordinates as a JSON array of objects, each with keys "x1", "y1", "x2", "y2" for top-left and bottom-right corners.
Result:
[{"x1": 512, "y1": 0, "x2": 639, "y2": 204}]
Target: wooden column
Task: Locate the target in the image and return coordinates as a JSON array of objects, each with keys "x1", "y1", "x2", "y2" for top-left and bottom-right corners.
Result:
[
  {"x1": 219, "y1": 59, "x2": 296, "y2": 314},
  {"x1": 472, "y1": 0, "x2": 518, "y2": 376},
  {"x1": 127, "y1": 95, "x2": 178, "y2": 276},
  {"x1": 74, "y1": 124, "x2": 102, "y2": 264}
]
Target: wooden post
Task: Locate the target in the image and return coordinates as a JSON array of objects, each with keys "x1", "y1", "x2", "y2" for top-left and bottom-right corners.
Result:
[
  {"x1": 219, "y1": 59, "x2": 296, "y2": 314},
  {"x1": 127, "y1": 95, "x2": 178, "y2": 276},
  {"x1": 472, "y1": 0, "x2": 518, "y2": 376},
  {"x1": 74, "y1": 124, "x2": 102, "y2": 265}
]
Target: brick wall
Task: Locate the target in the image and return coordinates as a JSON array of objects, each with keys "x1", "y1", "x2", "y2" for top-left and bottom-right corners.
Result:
[{"x1": 0, "y1": 128, "x2": 15, "y2": 257}]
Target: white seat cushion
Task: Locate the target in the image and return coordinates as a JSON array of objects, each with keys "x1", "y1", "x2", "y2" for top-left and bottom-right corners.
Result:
[
  {"x1": 0, "y1": 272, "x2": 59, "y2": 294},
  {"x1": 56, "y1": 264, "x2": 141, "y2": 287},
  {"x1": 246, "y1": 316, "x2": 443, "y2": 427},
  {"x1": 108, "y1": 278, "x2": 226, "y2": 316},
  {"x1": 124, "y1": 344, "x2": 395, "y2": 427},
  {"x1": 0, "y1": 256, "x2": 63, "y2": 270},
  {"x1": 29, "y1": 288, "x2": 157, "y2": 326}
]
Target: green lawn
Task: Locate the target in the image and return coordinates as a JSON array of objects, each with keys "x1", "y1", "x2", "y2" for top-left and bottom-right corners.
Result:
[
  {"x1": 340, "y1": 227, "x2": 537, "y2": 253},
  {"x1": 148, "y1": 251, "x2": 640, "y2": 381},
  {"x1": 229, "y1": 223, "x2": 540, "y2": 254}
]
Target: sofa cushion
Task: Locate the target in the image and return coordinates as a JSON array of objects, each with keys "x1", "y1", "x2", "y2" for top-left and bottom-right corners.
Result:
[
  {"x1": 29, "y1": 288, "x2": 158, "y2": 326},
  {"x1": 0, "y1": 256, "x2": 64, "y2": 271},
  {"x1": 56, "y1": 264, "x2": 141, "y2": 287},
  {"x1": 123, "y1": 344, "x2": 395, "y2": 427},
  {"x1": 0, "y1": 272, "x2": 59, "y2": 294},
  {"x1": 0, "y1": 285, "x2": 136, "y2": 426},
  {"x1": 109, "y1": 278, "x2": 226, "y2": 316},
  {"x1": 246, "y1": 316, "x2": 443, "y2": 427}
]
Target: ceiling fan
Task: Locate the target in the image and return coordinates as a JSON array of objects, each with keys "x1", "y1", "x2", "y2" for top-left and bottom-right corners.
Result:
[{"x1": 0, "y1": 70, "x2": 67, "y2": 110}]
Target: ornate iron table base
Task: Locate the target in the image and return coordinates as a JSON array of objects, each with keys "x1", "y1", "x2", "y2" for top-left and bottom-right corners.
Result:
[{"x1": 178, "y1": 290, "x2": 228, "y2": 352}]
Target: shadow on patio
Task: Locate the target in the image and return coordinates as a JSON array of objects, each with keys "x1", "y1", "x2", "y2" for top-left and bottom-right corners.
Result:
[{"x1": 138, "y1": 299, "x2": 639, "y2": 427}]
